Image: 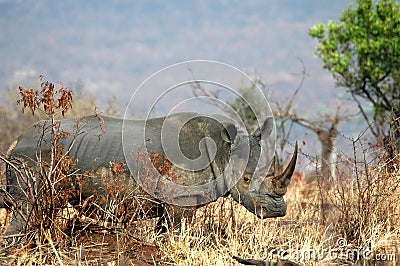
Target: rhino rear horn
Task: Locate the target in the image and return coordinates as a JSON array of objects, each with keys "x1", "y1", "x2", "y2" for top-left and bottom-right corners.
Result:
[
  {"x1": 253, "y1": 117, "x2": 274, "y2": 142},
  {"x1": 221, "y1": 123, "x2": 237, "y2": 143},
  {"x1": 273, "y1": 142, "x2": 298, "y2": 195}
]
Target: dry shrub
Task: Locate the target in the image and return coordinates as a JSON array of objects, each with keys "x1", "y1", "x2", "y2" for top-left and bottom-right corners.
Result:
[
  {"x1": 0, "y1": 78, "x2": 122, "y2": 264},
  {"x1": 320, "y1": 139, "x2": 400, "y2": 262},
  {"x1": 329, "y1": 162, "x2": 399, "y2": 244},
  {"x1": 0, "y1": 77, "x2": 163, "y2": 265},
  {"x1": 0, "y1": 79, "x2": 76, "y2": 265}
]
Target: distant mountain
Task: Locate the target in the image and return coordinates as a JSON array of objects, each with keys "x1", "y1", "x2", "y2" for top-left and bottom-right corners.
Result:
[{"x1": 1, "y1": 1, "x2": 349, "y2": 103}]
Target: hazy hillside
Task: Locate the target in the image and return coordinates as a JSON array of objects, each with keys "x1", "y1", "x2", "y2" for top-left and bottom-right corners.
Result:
[{"x1": 1, "y1": 1, "x2": 349, "y2": 106}]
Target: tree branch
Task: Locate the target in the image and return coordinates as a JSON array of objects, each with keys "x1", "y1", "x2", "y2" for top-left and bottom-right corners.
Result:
[{"x1": 351, "y1": 92, "x2": 378, "y2": 138}]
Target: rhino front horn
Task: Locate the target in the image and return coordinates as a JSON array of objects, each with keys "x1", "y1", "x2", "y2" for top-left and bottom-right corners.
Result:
[{"x1": 273, "y1": 142, "x2": 298, "y2": 195}]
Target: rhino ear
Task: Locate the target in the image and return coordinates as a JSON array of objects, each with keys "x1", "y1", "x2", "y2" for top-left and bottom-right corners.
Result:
[
  {"x1": 221, "y1": 123, "x2": 237, "y2": 143},
  {"x1": 252, "y1": 117, "x2": 274, "y2": 142}
]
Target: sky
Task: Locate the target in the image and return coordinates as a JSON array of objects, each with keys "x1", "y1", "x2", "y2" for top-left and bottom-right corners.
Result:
[
  {"x1": 1, "y1": 0, "x2": 365, "y2": 157},
  {"x1": 0, "y1": 1, "x2": 351, "y2": 107}
]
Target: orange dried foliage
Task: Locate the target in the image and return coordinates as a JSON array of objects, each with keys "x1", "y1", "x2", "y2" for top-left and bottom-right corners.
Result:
[
  {"x1": 111, "y1": 161, "x2": 126, "y2": 176},
  {"x1": 134, "y1": 147, "x2": 183, "y2": 203},
  {"x1": 148, "y1": 152, "x2": 181, "y2": 182},
  {"x1": 94, "y1": 109, "x2": 106, "y2": 137},
  {"x1": 17, "y1": 75, "x2": 73, "y2": 117}
]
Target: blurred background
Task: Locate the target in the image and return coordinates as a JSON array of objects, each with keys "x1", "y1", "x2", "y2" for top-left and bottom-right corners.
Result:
[
  {"x1": 0, "y1": 1, "x2": 350, "y2": 108},
  {"x1": 0, "y1": 0, "x2": 367, "y2": 169}
]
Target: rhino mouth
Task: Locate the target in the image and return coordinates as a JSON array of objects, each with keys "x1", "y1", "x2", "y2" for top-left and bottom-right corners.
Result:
[{"x1": 255, "y1": 196, "x2": 287, "y2": 218}]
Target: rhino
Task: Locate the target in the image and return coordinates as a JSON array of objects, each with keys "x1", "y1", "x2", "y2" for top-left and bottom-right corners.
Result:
[{"x1": 1, "y1": 113, "x2": 297, "y2": 236}]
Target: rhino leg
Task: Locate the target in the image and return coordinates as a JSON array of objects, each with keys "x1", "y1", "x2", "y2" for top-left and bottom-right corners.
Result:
[
  {"x1": 5, "y1": 211, "x2": 25, "y2": 237},
  {"x1": 2, "y1": 163, "x2": 29, "y2": 240},
  {"x1": 155, "y1": 205, "x2": 195, "y2": 234}
]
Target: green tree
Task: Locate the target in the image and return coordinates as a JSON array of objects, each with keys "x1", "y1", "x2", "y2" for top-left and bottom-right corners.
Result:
[
  {"x1": 227, "y1": 81, "x2": 268, "y2": 132},
  {"x1": 228, "y1": 87, "x2": 257, "y2": 131},
  {"x1": 309, "y1": 0, "x2": 400, "y2": 138}
]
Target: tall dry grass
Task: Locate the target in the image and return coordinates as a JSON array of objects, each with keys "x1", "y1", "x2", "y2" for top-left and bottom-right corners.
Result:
[
  {"x1": 157, "y1": 139, "x2": 399, "y2": 265},
  {"x1": 0, "y1": 78, "x2": 399, "y2": 265},
  {"x1": 4, "y1": 146, "x2": 397, "y2": 265}
]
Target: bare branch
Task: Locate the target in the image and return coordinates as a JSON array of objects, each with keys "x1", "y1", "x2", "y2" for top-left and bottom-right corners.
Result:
[{"x1": 350, "y1": 92, "x2": 378, "y2": 138}]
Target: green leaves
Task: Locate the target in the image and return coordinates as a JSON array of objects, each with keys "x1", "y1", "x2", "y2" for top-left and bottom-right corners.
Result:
[
  {"x1": 309, "y1": 23, "x2": 326, "y2": 39},
  {"x1": 309, "y1": 0, "x2": 400, "y2": 126}
]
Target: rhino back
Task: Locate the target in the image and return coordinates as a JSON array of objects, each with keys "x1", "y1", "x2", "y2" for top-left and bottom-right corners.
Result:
[
  {"x1": 68, "y1": 116, "x2": 134, "y2": 170},
  {"x1": 11, "y1": 116, "x2": 144, "y2": 170},
  {"x1": 11, "y1": 114, "x2": 232, "y2": 188}
]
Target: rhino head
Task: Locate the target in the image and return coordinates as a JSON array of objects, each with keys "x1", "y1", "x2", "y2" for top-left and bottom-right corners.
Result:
[{"x1": 226, "y1": 118, "x2": 298, "y2": 218}]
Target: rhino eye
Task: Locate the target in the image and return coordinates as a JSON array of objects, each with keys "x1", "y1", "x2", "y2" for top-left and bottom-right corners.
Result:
[{"x1": 243, "y1": 174, "x2": 251, "y2": 183}]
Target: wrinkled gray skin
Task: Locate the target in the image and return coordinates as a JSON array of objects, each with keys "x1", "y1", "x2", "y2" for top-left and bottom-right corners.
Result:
[{"x1": 3, "y1": 113, "x2": 297, "y2": 235}]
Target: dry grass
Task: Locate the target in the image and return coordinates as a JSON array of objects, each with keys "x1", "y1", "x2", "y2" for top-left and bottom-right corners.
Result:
[
  {"x1": 1, "y1": 152, "x2": 399, "y2": 265},
  {"x1": 156, "y1": 156, "x2": 399, "y2": 265}
]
